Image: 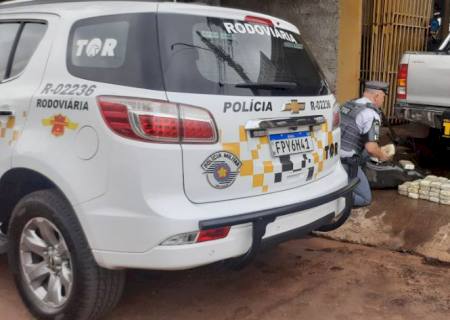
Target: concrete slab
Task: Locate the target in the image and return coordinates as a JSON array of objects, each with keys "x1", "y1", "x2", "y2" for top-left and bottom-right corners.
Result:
[{"x1": 317, "y1": 190, "x2": 450, "y2": 262}]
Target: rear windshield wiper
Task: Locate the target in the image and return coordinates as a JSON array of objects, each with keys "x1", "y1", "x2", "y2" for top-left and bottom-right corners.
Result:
[
  {"x1": 235, "y1": 82, "x2": 298, "y2": 90},
  {"x1": 317, "y1": 80, "x2": 329, "y2": 95},
  {"x1": 196, "y1": 31, "x2": 252, "y2": 85}
]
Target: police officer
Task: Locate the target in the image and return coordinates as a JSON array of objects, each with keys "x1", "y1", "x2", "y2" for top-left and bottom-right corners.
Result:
[{"x1": 340, "y1": 81, "x2": 392, "y2": 207}]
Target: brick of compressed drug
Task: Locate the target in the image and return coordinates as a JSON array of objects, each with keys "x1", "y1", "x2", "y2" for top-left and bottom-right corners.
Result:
[
  {"x1": 381, "y1": 144, "x2": 396, "y2": 157},
  {"x1": 441, "y1": 183, "x2": 450, "y2": 191},
  {"x1": 437, "y1": 177, "x2": 449, "y2": 183},
  {"x1": 398, "y1": 190, "x2": 408, "y2": 196},
  {"x1": 419, "y1": 194, "x2": 430, "y2": 200},
  {"x1": 408, "y1": 187, "x2": 420, "y2": 194},
  {"x1": 419, "y1": 190, "x2": 430, "y2": 196},
  {"x1": 440, "y1": 199, "x2": 450, "y2": 205},
  {"x1": 408, "y1": 193, "x2": 419, "y2": 199},
  {"x1": 399, "y1": 160, "x2": 415, "y2": 170},
  {"x1": 440, "y1": 190, "x2": 450, "y2": 197},
  {"x1": 410, "y1": 180, "x2": 421, "y2": 187},
  {"x1": 430, "y1": 188, "x2": 441, "y2": 194},
  {"x1": 430, "y1": 192, "x2": 440, "y2": 198},
  {"x1": 420, "y1": 180, "x2": 432, "y2": 188},
  {"x1": 425, "y1": 175, "x2": 438, "y2": 181},
  {"x1": 431, "y1": 181, "x2": 442, "y2": 189},
  {"x1": 430, "y1": 197, "x2": 440, "y2": 203}
]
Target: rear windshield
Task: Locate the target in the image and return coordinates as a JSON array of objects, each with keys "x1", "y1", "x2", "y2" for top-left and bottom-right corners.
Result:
[
  {"x1": 67, "y1": 13, "x2": 327, "y2": 96},
  {"x1": 158, "y1": 14, "x2": 328, "y2": 96}
]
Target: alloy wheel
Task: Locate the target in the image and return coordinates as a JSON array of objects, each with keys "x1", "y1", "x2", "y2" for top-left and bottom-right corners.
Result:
[{"x1": 19, "y1": 217, "x2": 73, "y2": 309}]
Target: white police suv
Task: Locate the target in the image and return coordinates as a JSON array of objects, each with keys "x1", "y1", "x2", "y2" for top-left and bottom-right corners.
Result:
[{"x1": 0, "y1": 1, "x2": 358, "y2": 319}]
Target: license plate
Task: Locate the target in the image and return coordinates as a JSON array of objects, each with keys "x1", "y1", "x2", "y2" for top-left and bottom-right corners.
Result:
[
  {"x1": 443, "y1": 118, "x2": 450, "y2": 138},
  {"x1": 269, "y1": 131, "x2": 313, "y2": 157}
]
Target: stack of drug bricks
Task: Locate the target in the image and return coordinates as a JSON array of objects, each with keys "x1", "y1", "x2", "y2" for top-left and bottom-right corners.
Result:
[{"x1": 398, "y1": 176, "x2": 450, "y2": 205}]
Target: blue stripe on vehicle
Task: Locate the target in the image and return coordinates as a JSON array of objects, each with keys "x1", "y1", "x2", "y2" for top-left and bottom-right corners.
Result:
[{"x1": 269, "y1": 131, "x2": 310, "y2": 141}]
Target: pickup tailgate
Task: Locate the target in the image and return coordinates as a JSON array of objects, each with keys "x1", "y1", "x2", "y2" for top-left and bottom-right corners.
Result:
[{"x1": 407, "y1": 53, "x2": 450, "y2": 107}]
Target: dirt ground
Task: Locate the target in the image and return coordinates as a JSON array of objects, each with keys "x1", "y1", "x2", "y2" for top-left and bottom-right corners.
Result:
[
  {"x1": 1, "y1": 237, "x2": 449, "y2": 320},
  {"x1": 318, "y1": 190, "x2": 450, "y2": 263}
]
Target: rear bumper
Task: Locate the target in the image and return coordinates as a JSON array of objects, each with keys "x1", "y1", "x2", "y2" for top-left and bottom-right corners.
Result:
[
  {"x1": 199, "y1": 177, "x2": 359, "y2": 268},
  {"x1": 395, "y1": 103, "x2": 449, "y2": 129},
  {"x1": 91, "y1": 176, "x2": 359, "y2": 270},
  {"x1": 200, "y1": 177, "x2": 358, "y2": 229}
]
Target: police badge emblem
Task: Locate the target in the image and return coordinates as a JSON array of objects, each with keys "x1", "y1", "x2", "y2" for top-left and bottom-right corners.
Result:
[{"x1": 201, "y1": 151, "x2": 242, "y2": 189}]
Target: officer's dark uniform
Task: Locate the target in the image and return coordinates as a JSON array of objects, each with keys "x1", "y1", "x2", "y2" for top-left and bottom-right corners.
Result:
[{"x1": 340, "y1": 81, "x2": 388, "y2": 207}]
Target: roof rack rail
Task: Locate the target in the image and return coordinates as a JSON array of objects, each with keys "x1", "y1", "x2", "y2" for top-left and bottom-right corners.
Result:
[{"x1": 0, "y1": 0, "x2": 159, "y2": 9}]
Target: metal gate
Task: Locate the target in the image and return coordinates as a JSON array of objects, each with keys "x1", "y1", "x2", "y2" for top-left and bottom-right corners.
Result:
[{"x1": 361, "y1": 0, "x2": 433, "y2": 121}]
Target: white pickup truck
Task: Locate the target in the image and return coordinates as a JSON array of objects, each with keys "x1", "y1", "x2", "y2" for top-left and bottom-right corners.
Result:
[{"x1": 395, "y1": 34, "x2": 450, "y2": 145}]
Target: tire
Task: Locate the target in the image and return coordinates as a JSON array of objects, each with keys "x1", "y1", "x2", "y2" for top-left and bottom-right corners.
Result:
[{"x1": 7, "y1": 189, "x2": 126, "y2": 320}]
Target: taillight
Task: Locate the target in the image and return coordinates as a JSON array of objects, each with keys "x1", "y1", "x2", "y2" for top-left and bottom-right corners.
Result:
[
  {"x1": 180, "y1": 106, "x2": 216, "y2": 143},
  {"x1": 160, "y1": 226, "x2": 231, "y2": 246},
  {"x1": 397, "y1": 64, "x2": 408, "y2": 100},
  {"x1": 138, "y1": 115, "x2": 179, "y2": 140},
  {"x1": 197, "y1": 227, "x2": 231, "y2": 243},
  {"x1": 332, "y1": 103, "x2": 341, "y2": 130},
  {"x1": 97, "y1": 98, "x2": 136, "y2": 138},
  {"x1": 244, "y1": 15, "x2": 274, "y2": 26},
  {"x1": 98, "y1": 96, "x2": 217, "y2": 144}
]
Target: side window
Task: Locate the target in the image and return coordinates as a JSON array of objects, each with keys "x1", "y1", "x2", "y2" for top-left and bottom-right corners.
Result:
[
  {"x1": 10, "y1": 23, "x2": 47, "y2": 78},
  {"x1": 67, "y1": 13, "x2": 163, "y2": 90},
  {"x1": 0, "y1": 23, "x2": 20, "y2": 81},
  {"x1": 71, "y1": 21, "x2": 129, "y2": 69}
]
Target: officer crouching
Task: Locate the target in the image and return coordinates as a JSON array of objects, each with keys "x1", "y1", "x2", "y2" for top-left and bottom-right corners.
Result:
[{"x1": 340, "y1": 81, "x2": 393, "y2": 207}]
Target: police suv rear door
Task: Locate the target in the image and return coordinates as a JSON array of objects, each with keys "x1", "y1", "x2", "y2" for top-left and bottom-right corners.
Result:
[
  {"x1": 0, "y1": 13, "x2": 56, "y2": 180},
  {"x1": 157, "y1": 4, "x2": 340, "y2": 204}
]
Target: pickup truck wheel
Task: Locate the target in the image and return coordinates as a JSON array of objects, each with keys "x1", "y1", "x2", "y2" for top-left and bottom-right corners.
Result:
[{"x1": 8, "y1": 189, "x2": 125, "y2": 320}]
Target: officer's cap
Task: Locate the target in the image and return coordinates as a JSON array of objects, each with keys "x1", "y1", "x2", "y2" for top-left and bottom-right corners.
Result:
[{"x1": 365, "y1": 81, "x2": 389, "y2": 95}]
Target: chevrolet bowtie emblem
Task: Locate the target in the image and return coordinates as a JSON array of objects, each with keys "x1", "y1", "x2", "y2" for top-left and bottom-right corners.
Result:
[{"x1": 283, "y1": 100, "x2": 305, "y2": 114}]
